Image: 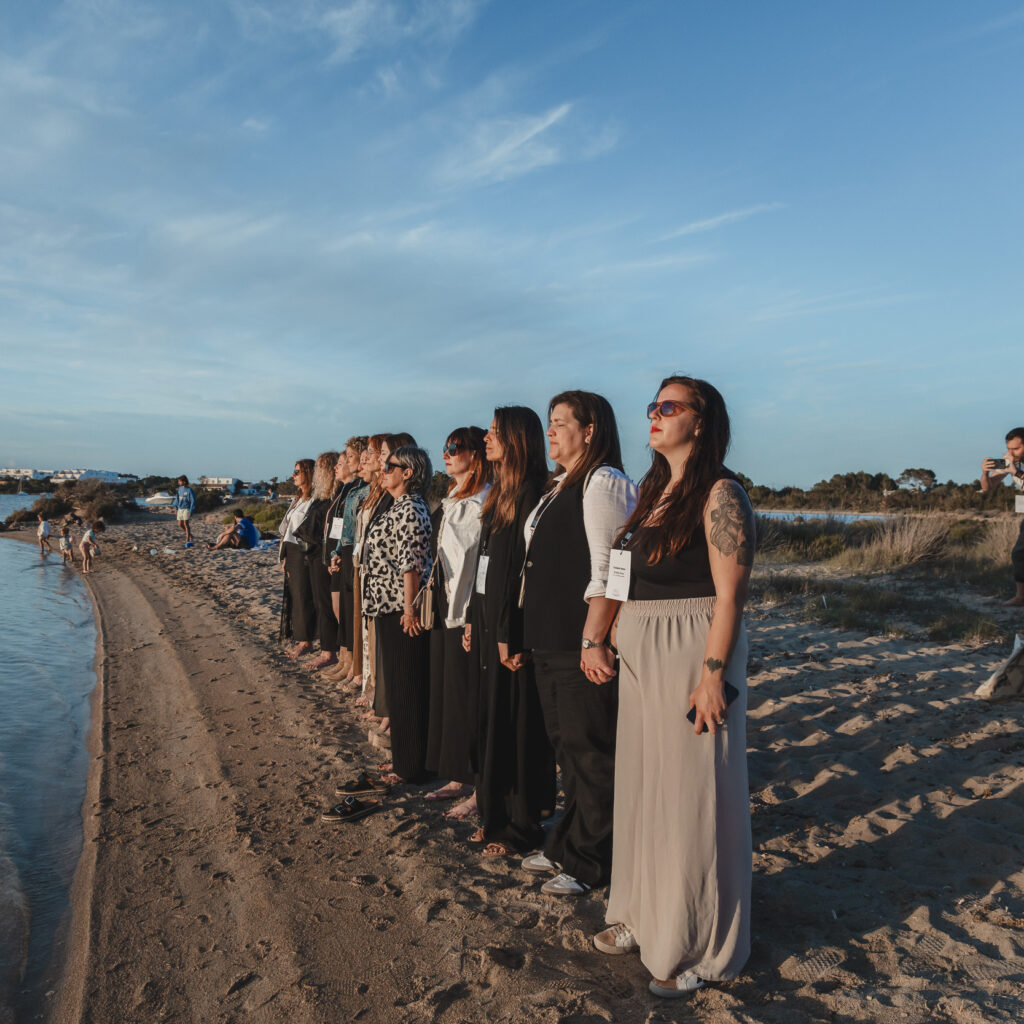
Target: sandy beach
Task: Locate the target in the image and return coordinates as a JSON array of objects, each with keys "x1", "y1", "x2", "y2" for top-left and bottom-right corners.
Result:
[{"x1": 6, "y1": 508, "x2": 1024, "y2": 1023}]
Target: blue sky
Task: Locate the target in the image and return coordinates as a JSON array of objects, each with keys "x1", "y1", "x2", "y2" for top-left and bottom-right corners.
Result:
[{"x1": 1, "y1": 1, "x2": 1022, "y2": 487}]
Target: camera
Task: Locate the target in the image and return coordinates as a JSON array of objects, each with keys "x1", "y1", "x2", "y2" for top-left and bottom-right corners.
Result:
[{"x1": 990, "y1": 458, "x2": 1008, "y2": 469}]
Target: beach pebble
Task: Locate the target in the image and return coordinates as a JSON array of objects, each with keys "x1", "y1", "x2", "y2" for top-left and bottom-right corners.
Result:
[{"x1": 149, "y1": 549, "x2": 158, "y2": 556}]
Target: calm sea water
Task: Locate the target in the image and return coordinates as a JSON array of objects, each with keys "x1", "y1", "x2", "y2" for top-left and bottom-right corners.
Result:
[
  {"x1": 758, "y1": 510, "x2": 890, "y2": 522},
  {"x1": 0, "y1": 494, "x2": 97, "y2": 1021}
]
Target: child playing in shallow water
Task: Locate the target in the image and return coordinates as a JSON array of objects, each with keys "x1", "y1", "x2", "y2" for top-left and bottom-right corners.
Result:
[
  {"x1": 59, "y1": 525, "x2": 75, "y2": 565},
  {"x1": 79, "y1": 522, "x2": 100, "y2": 574},
  {"x1": 37, "y1": 513, "x2": 53, "y2": 555}
]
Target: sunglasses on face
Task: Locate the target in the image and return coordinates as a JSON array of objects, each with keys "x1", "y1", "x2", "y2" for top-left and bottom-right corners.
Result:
[
  {"x1": 442, "y1": 442, "x2": 463, "y2": 457},
  {"x1": 383, "y1": 460, "x2": 404, "y2": 473},
  {"x1": 647, "y1": 400, "x2": 694, "y2": 419}
]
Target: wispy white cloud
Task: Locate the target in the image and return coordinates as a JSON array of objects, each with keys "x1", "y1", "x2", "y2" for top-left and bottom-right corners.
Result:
[
  {"x1": 581, "y1": 252, "x2": 714, "y2": 278},
  {"x1": 748, "y1": 289, "x2": 922, "y2": 323},
  {"x1": 242, "y1": 116, "x2": 269, "y2": 133},
  {"x1": 657, "y1": 202, "x2": 784, "y2": 242},
  {"x1": 437, "y1": 101, "x2": 616, "y2": 186}
]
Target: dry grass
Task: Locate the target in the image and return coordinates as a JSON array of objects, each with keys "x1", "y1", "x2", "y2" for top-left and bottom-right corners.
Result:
[
  {"x1": 830, "y1": 516, "x2": 950, "y2": 570},
  {"x1": 750, "y1": 574, "x2": 1007, "y2": 645}
]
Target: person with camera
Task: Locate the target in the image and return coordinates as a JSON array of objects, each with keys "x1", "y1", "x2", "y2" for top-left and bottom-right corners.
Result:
[{"x1": 981, "y1": 428, "x2": 1024, "y2": 606}]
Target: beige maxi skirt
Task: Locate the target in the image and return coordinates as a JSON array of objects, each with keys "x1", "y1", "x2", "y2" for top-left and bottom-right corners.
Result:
[{"x1": 606, "y1": 596, "x2": 751, "y2": 982}]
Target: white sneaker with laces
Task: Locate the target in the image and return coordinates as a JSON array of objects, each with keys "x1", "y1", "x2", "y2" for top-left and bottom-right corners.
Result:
[
  {"x1": 540, "y1": 871, "x2": 591, "y2": 896},
  {"x1": 520, "y1": 852, "x2": 559, "y2": 875},
  {"x1": 593, "y1": 923, "x2": 638, "y2": 955},
  {"x1": 648, "y1": 971, "x2": 706, "y2": 998}
]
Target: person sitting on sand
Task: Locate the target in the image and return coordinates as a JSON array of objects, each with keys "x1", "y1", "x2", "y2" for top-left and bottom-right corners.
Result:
[
  {"x1": 59, "y1": 525, "x2": 75, "y2": 565},
  {"x1": 37, "y1": 513, "x2": 53, "y2": 554},
  {"x1": 208, "y1": 509, "x2": 260, "y2": 550},
  {"x1": 79, "y1": 522, "x2": 100, "y2": 573},
  {"x1": 981, "y1": 427, "x2": 1024, "y2": 606},
  {"x1": 172, "y1": 475, "x2": 197, "y2": 548}
]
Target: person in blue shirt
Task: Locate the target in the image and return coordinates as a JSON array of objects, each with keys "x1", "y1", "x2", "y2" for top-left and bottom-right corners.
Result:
[
  {"x1": 172, "y1": 475, "x2": 197, "y2": 547},
  {"x1": 209, "y1": 509, "x2": 261, "y2": 550}
]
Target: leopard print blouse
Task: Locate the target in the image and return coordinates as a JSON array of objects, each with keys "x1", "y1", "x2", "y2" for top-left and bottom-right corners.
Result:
[{"x1": 361, "y1": 492, "x2": 433, "y2": 617}]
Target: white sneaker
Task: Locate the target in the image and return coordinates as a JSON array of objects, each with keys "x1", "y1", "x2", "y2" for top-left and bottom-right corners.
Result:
[
  {"x1": 593, "y1": 923, "x2": 638, "y2": 955},
  {"x1": 540, "y1": 872, "x2": 591, "y2": 896},
  {"x1": 520, "y1": 852, "x2": 559, "y2": 875},
  {"x1": 648, "y1": 972, "x2": 705, "y2": 998}
]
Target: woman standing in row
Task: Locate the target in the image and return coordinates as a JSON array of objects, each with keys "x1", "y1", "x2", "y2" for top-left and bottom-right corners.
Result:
[
  {"x1": 279, "y1": 458, "x2": 316, "y2": 659},
  {"x1": 468, "y1": 406, "x2": 555, "y2": 854},
  {"x1": 519, "y1": 391, "x2": 637, "y2": 895},
  {"x1": 425, "y1": 427, "x2": 490, "y2": 803},
  {"x1": 326, "y1": 437, "x2": 369, "y2": 685},
  {"x1": 353, "y1": 434, "x2": 387, "y2": 705},
  {"x1": 596, "y1": 375, "x2": 754, "y2": 998},
  {"x1": 361, "y1": 446, "x2": 434, "y2": 783},
  {"x1": 298, "y1": 450, "x2": 340, "y2": 670}
]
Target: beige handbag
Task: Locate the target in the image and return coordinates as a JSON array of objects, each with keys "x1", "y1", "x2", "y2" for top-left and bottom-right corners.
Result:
[{"x1": 413, "y1": 507, "x2": 445, "y2": 630}]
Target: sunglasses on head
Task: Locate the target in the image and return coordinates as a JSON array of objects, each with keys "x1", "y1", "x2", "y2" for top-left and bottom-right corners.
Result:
[
  {"x1": 441, "y1": 442, "x2": 463, "y2": 457},
  {"x1": 647, "y1": 400, "x2": 694, "y2": 419}
]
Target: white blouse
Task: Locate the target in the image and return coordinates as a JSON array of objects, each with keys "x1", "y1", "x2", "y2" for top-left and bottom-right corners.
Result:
[
  {"x1": 278, "y1": 497, "x2": 312, "y2": 552},
  {"x1": 437, "y1": 485, "x2": 489, "y2": 629},
  {"x1": 524, "y1": 466, "x2": 637, "y2": 601}
]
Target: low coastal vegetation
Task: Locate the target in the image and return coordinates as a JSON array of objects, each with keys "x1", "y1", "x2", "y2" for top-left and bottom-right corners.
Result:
[
  {"x1": 755, "y1": 514, "x2": 1017, "y2": 643},
  {"x1": 220, "y1": 502, "x2": 286, "y2": 535}
]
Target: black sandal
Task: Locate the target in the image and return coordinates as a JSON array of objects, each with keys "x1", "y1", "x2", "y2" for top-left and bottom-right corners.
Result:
[
  {"x1": 321, "y1": 796, "x2": 380, "y2": 823},
  {"x1": 335, "y1": 771, "x2": 391, "y2": 796}
]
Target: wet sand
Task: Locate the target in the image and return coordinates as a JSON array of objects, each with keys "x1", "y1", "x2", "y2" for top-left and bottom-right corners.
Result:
[{"x1": 8, "y1": 509, "x2": 1024, "y2": 1023}]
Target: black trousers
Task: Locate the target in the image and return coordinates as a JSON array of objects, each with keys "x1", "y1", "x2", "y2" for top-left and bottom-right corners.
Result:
[
  {"x1": 308, "y1": 556, "x2": 338, "y2": 653},
  {"x1": 1013, "y1": 519, "x2": 1024, "y2": 583},
  {"x1": 337, "y1": 546, "x2": 355, "y2": 651},
  {"x1": 283, "y1": 543, "x2": 315, "y2": 643},
  {"x1": 375, "y1": 613, "x2": 431, "y2": 782},
  {"x1": 533, "y1": 649, "x2": 618, "y2": 888}
]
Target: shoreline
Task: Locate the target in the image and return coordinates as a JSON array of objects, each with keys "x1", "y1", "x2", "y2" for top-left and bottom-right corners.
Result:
[{"x1": 4, "y1": 516, "x2": 1024, "y2": 1022}]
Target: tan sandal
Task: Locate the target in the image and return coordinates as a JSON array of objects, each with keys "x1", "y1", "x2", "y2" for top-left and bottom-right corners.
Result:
[{"x1": 482, "y1": 841, "x2": 511, "y2": 859}]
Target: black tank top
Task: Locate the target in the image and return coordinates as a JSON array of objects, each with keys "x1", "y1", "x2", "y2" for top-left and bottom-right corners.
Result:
[{"x1": 627, "y1": 524, "x2": 716, "y2": 600}]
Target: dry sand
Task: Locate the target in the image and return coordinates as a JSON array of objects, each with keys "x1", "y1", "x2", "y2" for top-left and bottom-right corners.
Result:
[{"x1": 8, "y1": 508, "x2": 1024, "y2": 1023}]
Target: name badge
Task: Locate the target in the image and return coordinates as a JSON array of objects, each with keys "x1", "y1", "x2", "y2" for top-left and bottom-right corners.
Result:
[
  {"x1": 475, "y1": 554, "x2": 490, "y2": 595},
  {"x1": 329, "y1": 517, "x2": 345, "y2": 540},
  {"x1": 605, "y1": 548, "x2": 631, "y2": 601},
  {"x1": 1016, "y1": 495, "x2": 1024, "y2": 515}
]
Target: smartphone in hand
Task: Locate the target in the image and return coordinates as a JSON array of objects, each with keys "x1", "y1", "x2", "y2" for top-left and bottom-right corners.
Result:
[{"x1": 686, "y1": 682, "x2": 740, "y2": 733}]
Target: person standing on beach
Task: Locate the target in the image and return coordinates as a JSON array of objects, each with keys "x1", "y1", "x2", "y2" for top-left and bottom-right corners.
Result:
[
  {"x1": 362, "y1": 446, "x2": 434, "y2": 784},
  {"x1": 325, "y1": 437, "x2": 370, "y2": 686},
  {"x1": 519, "y1": 391, "x2": 637, "y2": 896},
  {"x1": 79, "y1": 522, "x2": 100, "y2": 573},
  {"x1": 596, "y1": 375, "x2": 754, "y2": 999},
  {"x1": 59, "y1": 524, "x2": 75, "y2": 565},
  {"x1": 981, "y1": 427, "x2": 1024, "y2": 606},
  {"x1": 465, "y1": 407, "x2": 555, "y2": 851},
  {"x1": 172, "y1": 475, "x2": 197, "y2": 548},
  {"x1": 37, "y1": 513, "x2": 53, "y2": 555},
  {"x1": 423, "y1": 426, "x2": 490, "y2": 806},
  {"x1": 278, "y1": 460, "x2": 317, "y2": 659}
]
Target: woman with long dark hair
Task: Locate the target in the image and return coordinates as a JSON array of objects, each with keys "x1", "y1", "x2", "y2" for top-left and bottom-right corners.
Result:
[
  {"x1": 362, "y1": 446, "x2": 434, "y2": 783},
  {"x1": 296, "y1": 450, "x2": 340, "y2": 670},
  {"x1": 278, "y1": 458, "x2": 317, "y2": 659},
  {"x1": 595, "y1": 375, "x2": 754, "y2": 998},
  {"x1": 424, "y1": 426, "x2": 490, "y2": 803},
  {"x1": 519, "y1": 391, "x2": 637, "y2": 894},
  {"x1": 464, "y1": 406, "x2": 555, "y2": 852}
]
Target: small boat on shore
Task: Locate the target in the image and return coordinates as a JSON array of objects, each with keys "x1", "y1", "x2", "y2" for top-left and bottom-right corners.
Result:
[{"x1": 144, "y1": 492, "x2": 175, "y2": 506}]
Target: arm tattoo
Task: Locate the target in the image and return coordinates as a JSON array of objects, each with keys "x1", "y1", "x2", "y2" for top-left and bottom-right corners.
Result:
[
  {"x1": 704, "y1": 656, "x2": 725, "y2": 674},
  {"x1": 708, "y1": 482, "x2": 756, "y2": 566}
]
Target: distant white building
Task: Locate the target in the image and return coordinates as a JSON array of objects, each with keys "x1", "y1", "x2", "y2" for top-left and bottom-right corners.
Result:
[
  {"x1": 50, "y1": 469, "x2": 137, "y2": 484},
  {"x1": 0, "y1": 467, "x2": 55, "y2": 480},
  {"x1": 199, "y1": 476, "x2": 240, "y2": 490}
]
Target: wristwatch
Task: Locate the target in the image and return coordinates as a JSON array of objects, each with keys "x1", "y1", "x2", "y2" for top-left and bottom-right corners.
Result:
[{"x1": 581, "y1": 638, "x2": 605, "y2": 650}]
